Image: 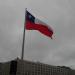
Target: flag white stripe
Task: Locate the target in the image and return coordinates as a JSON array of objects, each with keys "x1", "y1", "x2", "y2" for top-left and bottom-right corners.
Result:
[{"x1": 35, "y1": 18, "x2": 53, "y2": 31}]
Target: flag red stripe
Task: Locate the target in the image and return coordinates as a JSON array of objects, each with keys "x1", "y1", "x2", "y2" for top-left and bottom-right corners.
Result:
[{"x1": 26, "y1": 21, "x2": 53, "y2": 38}]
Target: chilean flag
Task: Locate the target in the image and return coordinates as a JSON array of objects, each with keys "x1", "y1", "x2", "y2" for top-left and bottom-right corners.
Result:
[{"x1": 25, "y1": 10, "x2": 53, "y2": 39}]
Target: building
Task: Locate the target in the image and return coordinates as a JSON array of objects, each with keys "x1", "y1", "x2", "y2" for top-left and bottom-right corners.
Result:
[
  {"x1": 0, "y1": 61, "x2": 10, "y2": 75},
  {"x1": 0, "y1": 63, "x2": 2, "y2": 75},
  {"x1": 0, "y1": 58, "x2": 75, "y2": 75}
]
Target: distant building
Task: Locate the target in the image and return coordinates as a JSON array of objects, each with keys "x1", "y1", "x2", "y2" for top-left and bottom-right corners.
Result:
[{"x1": 0, "y1": 58, "x2": 75, "y2": 75}]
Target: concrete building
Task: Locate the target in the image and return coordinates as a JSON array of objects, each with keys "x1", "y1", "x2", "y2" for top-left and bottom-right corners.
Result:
[
  {"x1": 0, "y1": 58, "x2": 75, "y2": 75},
  {"x1": 0, "y1": 63, "x2": 2, "y2": 75},
  {"x1": 0, "y1": 61, "x2": 10, "y2": 75}
]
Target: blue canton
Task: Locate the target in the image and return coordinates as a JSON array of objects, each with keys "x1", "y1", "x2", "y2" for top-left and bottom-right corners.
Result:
[{"x1": 26, "y1": 10, "x2": 35, "y2": 23}]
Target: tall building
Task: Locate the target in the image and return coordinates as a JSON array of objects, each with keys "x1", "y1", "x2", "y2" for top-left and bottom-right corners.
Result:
[{"x1": 0, "y1": 58, "x2": 75, "y2": 75}]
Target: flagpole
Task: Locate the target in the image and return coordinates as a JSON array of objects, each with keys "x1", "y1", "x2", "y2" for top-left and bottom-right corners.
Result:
[{"x1": 21, "y1": 8, "x2": 27, "y2": 60}]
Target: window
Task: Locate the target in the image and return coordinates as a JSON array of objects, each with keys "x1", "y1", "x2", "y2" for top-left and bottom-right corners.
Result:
[{"x1": 10, "y1": 60, "x2": 17, "y2": 75}]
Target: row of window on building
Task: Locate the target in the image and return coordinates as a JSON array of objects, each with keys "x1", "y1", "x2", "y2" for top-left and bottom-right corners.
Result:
[{"x1": 0, "y1": 58, "x2": 75, "y2": 75}]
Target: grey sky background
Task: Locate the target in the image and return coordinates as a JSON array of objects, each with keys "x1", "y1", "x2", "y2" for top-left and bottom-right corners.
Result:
[{"x1": 0, "y1": 0, "x2": 75, "y2": 69}]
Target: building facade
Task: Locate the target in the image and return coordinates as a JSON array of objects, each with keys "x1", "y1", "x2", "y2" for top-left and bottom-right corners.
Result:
[{"x1": 0, "y1": 58, "x2": 75, "y2": 75}]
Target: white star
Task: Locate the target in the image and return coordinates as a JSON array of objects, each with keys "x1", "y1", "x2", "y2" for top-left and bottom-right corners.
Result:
[{"x1": 29, "y1": 15, "x2": 32, "y2": 19}]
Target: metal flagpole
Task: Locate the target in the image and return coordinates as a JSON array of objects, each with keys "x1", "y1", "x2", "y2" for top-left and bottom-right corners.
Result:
[{"x1": 21, "y1": 8, "x2": 27, "y2": 60}]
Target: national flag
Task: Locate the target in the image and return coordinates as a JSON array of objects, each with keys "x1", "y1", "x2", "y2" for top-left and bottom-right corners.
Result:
[{"x1": 25, "y1": 10, "x2": 53, "y2": 39}]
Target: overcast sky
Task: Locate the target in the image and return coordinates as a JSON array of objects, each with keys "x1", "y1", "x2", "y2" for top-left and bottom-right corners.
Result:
[{"x1": 0, "y1": 0, "x2": 75, "y2": 69}]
